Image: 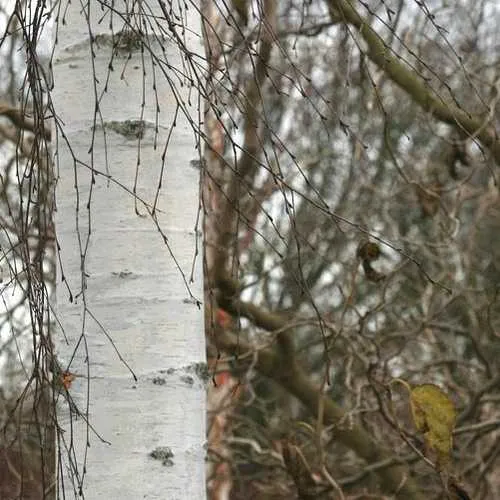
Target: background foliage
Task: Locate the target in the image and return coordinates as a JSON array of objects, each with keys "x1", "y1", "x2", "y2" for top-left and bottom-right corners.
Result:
[{"x1": 204, "y1": 1, "x2": 500, "y2": 498}]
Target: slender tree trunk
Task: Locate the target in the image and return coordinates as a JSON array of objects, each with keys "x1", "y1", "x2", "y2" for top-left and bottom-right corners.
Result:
[{"x1": 52, "y1": 2, "x2": 206, "y2": 498}]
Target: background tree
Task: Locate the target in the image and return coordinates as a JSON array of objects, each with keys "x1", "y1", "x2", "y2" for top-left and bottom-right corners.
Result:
[{"x1": 203, "y1": 1, "x2": 500, "y2": 499}]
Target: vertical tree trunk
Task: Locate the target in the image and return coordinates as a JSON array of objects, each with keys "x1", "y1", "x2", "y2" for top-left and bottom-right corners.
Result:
[{"x1": 52, "y1": 3, "x2": 206, "y2": 498}]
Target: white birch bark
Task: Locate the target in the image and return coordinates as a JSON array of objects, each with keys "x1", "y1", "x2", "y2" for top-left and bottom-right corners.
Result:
[{"x1": 51, "y1": 2, "x2": 206, "y2": 498}]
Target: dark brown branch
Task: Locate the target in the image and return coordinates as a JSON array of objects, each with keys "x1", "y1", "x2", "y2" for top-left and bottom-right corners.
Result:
[
  {"x1": 0, "y1": 102, "x2": 51, "y2": 141},
  {"x1": 216, "y1": 279, "x2": 425, "y2": 500}
]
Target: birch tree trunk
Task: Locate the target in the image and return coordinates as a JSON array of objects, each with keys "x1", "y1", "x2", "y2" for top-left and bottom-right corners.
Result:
[{"x1": 51, "y1": 2, "x2": 206, "y2": 498}]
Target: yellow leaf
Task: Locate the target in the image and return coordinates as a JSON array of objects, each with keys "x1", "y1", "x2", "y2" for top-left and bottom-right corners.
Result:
[{"x1": 410, "y1": 384, "x2": 457, "y2": 469}]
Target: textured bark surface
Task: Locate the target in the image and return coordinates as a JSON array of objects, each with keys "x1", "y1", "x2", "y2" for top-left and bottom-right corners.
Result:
[{"x1": 52, "y1": 3, "x2": 206, "y2": 499}]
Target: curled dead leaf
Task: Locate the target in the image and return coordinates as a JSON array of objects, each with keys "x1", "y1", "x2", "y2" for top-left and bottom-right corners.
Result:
[{"x1": 410, "y1": 384, "x2": 457, "y2": 469}]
